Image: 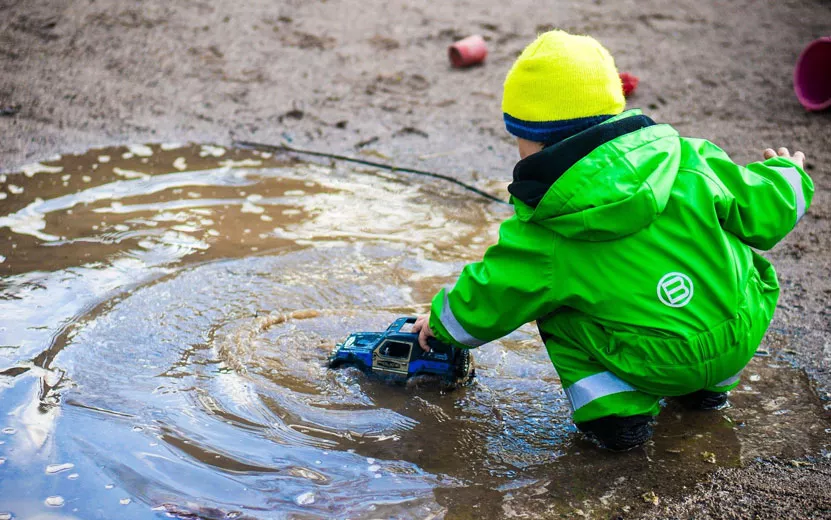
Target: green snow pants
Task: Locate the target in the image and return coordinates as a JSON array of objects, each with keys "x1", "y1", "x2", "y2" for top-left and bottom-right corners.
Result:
[{"x1": 542, "y1": 279, "x2": 777, "y2": 424}]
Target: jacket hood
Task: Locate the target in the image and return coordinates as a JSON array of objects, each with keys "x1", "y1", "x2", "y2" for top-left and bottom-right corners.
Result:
[{"x1": 510, "y1": 110, "x2": 681, "y2": 241}]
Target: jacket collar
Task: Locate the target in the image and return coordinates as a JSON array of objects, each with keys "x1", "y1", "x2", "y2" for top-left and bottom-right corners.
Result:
[{"x1": 509, "y1": 111, "x2": 656, "y2": 208}]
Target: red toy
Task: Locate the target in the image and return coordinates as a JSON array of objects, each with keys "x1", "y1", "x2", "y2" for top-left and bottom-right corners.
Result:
[
  {"x1": 620, "y1": 72, "x2": 639, "y2": 97},
  {"x1": 449, "y1": 35, "x2": 488, "y2": 68}
]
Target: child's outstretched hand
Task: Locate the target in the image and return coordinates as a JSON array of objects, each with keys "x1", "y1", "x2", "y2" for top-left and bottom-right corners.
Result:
[
  {"x1": 764, "y1": 147, "x2": 806, "y2": 169},
  {"x1": 411, "y1": 314, "x2": 435, "y2": 352}
]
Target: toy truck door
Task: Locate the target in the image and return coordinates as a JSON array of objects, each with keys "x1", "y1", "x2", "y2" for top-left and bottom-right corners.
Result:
[{"x1": 371, "y1": 339, "x2": 413, "y2": 376}]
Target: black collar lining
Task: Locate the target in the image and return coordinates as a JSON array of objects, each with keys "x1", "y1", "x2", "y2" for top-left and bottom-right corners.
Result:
[{"x1": 508, "y1": 115, "x2": 656, "y2": 208}]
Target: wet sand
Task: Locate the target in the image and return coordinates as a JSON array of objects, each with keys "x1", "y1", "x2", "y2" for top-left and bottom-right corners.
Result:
[{"x1": 2, "y1": 0, "x2": 831, "y2": 517}]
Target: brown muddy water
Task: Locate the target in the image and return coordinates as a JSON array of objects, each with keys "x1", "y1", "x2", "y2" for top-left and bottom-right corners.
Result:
[{"x1": 0, "y1": 145, "x2": 829, "y2": 519}]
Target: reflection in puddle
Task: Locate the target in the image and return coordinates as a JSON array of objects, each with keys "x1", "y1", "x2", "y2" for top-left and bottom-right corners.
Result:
[{"x1": 0, "y1": 144, "x2": 828, "y2": 518}]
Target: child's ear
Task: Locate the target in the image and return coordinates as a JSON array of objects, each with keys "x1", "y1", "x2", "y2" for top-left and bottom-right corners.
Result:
[{"x1": 517, "y1": 138, "x2": 544, "y2": 159}]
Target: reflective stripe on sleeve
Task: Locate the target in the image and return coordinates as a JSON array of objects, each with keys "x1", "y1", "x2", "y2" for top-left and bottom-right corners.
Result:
[
  {"x1": 439, "y1": 293, "x2": 487, "y2": 348},
  {"x1": 714, "y1": 371, "x2": 741, "y2": 388},
  {"x1": 564, "y1": 371, "x2": 638, "y2": 411},
  {"x1": 771, "y1": 166, "x2": 806, "y2": 223}
]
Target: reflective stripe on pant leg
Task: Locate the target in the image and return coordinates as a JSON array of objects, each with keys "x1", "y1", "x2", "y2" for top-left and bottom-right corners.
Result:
[
  {"x1": 572, "y1": 390, "x2": 662, "y2": 425},
  {"x1": 545, "y1": 332, "x2": 662, "y2": 424},
  {"x1": 708, "y1": 370, "x2": 742, "y2": 392},
  {"x1": 565, "y1": 371, "x2": 638, "y2": 411}
]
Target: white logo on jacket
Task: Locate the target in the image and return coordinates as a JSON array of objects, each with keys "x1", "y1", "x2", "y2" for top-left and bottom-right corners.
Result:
[{"x1": 657, "y1": 272, "x2": 693, "y2": 307}]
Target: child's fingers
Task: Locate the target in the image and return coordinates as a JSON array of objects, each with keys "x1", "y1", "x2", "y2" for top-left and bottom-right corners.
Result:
[
  {"x1": 411, "y1": 314, "x2": 426, "y2": 333},
  {"x1": 418, "y1": 330, "x2": 431, "y2": 352},
  {"x1": 763, "y1": 147, "x2": 804, "y2": 165}
]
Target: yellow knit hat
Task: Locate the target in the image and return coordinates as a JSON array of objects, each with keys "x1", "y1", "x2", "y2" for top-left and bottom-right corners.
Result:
[{"x1": 502, "y1": 30, "x2": 625, "y2": 142}]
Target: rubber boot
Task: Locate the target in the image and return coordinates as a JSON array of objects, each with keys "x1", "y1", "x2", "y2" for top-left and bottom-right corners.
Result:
[
  {"x1": 577, "y1": 414, "x2": 653, "y2": 451},
  {"x1": 675, "y1": 390, "x2": 728, "y2": 410}
]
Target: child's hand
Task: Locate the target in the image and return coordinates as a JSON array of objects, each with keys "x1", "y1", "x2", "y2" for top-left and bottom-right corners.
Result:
[
  {"x1": 763, "y1": 147, "x2": 806, "y2": 169},
  {"x1": 411, "y1": 314, "x2": 435, "y2": 352}
]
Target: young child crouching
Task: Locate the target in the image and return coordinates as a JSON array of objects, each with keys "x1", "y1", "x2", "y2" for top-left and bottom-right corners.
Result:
[{"x1": 413, "y1": 30, "x2": 814, "y2": 450}]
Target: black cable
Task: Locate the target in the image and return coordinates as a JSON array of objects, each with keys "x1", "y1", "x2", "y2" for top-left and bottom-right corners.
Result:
[{"x1": 233, "y1": 140, "x2": 508, "y2": 205}]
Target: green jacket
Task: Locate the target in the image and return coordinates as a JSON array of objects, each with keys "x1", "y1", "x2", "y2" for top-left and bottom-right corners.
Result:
[{"x1": 429, "y1": 110, "x2": 814, "y2": 390}]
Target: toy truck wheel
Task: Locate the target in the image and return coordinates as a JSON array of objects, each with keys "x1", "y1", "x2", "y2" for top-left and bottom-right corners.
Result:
[{"x1": 454, "y1": 349, "x2": 474, "y2": 384}]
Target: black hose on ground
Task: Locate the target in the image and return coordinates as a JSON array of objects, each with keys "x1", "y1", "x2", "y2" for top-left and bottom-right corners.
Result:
[{"x1": 233, "y1": 140, "x2": 508, "y2": 205}]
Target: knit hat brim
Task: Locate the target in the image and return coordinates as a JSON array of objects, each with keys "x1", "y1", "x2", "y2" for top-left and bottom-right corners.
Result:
[{"x1": 504, "y1": 113, "x2": 613, "y2": 143}]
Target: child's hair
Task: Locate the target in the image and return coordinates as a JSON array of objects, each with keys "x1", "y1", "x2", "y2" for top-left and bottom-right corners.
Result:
[{"x1": 502, "y1": 30, "x2": 626, "y2": 145}]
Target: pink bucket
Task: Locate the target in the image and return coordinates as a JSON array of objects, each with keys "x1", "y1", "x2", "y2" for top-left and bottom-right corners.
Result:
[{"x1": 794, "y1": 37, "x2": 831, "y2": 111}]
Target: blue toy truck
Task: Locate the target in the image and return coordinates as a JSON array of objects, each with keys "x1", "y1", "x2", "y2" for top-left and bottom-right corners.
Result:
[{"x1": 328, "y1": 317, "x2": 474, "y2": 385}]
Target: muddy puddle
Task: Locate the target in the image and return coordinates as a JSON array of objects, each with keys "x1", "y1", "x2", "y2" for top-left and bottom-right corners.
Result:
[{"x1": 0, "y1": 144, "x2": 829, "y2": 519}]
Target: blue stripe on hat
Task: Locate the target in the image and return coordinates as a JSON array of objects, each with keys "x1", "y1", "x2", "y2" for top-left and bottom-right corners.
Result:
[{"x1": 504, "y1": 113, "x2": 613, "y2": 144}]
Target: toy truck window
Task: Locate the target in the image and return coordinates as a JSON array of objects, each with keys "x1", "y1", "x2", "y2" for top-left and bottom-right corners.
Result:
[
  {"x1": 352, "y1": 333, "x2": 380, "y2": 347},
  {"x1": 399, "y1": 322, "x2": 415, "y2": 333},
  {"x1": 378, "y1": 340, "x2": 411, "y2": 359}
]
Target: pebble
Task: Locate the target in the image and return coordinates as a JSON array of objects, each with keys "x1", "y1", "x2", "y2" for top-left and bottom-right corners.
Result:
[
  {"x1": 701, "y1": 451, "x2": 717, "y2": 464},
  {"x1": 641, "y1": 491, "x2": 659, "y2": 505}
]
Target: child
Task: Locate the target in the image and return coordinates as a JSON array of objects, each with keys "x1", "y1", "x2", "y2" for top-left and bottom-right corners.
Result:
[{"x1": 412, "y1": 30, "x2": 814, "y2": 451}]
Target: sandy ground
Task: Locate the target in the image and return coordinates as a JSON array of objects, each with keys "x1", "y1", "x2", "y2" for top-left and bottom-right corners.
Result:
[{"x1": 2, "y1": 0, "x2": 830, "y2": 517}]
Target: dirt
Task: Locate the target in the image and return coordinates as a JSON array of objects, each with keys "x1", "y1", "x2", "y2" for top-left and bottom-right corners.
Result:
[
  {"x1": 1, "y1": 0, "x2": 830, "y2": 518},
  {"x1": 637, "y1": 457, "x2": 831, "y2": 519}
]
